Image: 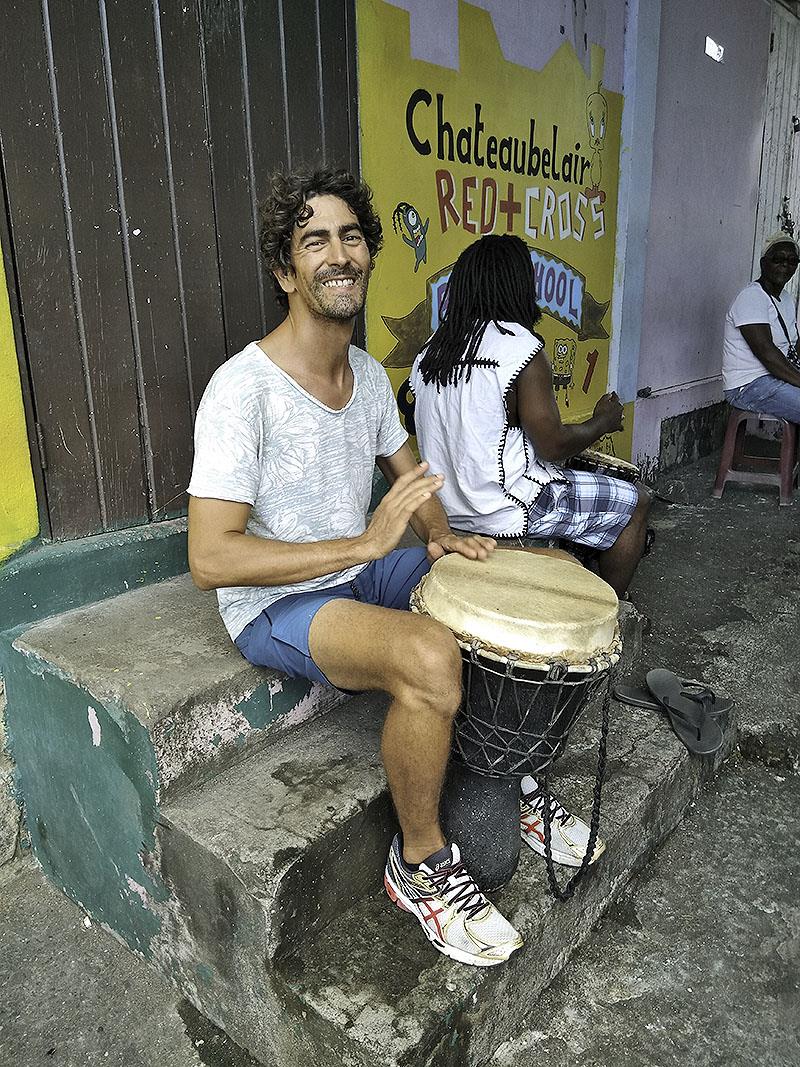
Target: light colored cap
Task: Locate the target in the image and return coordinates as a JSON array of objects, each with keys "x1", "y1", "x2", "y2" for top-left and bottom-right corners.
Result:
[{"x1": 761, "y1": 232, "x2": 800, "y2": 258}]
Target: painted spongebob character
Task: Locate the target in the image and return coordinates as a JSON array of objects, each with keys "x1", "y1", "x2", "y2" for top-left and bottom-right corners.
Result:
[
  {"x1": 392, "y1": 201, "x2": 429, "y2": 273},
  {"x1": 585, "y1": 82, "x2": 608, "y2": 203},
  {"x1": 552, "y1": 338, "x2": 577, "y2": 407}
]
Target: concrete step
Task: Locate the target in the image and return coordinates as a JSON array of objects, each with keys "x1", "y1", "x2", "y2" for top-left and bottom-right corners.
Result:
[
  {"x1": 275, "y1": 704, "x2": 737, "y2": 1067},
  {"x1": 9, "y1": 573, "x2": 344, "y2": 801},
  {"x1": 158, "y1": 693, "x2": 390, "y2": 965},
  {"x1": 148, "y1": 692, "x2": 735, "y2": 1067}
]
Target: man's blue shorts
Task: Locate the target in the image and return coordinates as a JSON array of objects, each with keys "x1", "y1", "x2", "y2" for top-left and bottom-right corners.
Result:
[{"x1": 234, "y1": 547, "x2": 431, "y2": 688}]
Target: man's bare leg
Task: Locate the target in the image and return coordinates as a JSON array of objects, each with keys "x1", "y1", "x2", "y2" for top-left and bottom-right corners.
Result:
[
  {"x1": 597, "y1": 485, "x2": 652, "y2": 596},
  {"x1": 309, "y1": 599, "x2": 462, "y2": 865}
]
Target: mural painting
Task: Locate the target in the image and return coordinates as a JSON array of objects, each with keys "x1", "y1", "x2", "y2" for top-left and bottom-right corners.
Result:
[{"x1": 357, "y1": 0, "x2": 633, "y2": 460}]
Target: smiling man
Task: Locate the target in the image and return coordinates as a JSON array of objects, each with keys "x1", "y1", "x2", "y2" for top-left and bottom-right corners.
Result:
[{"x1": 186, "y1": 169, "x2": 522, "y2": 967}]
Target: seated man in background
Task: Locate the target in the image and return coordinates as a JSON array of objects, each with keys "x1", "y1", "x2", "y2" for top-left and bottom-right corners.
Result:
[
  {"x1": 411, "y1": 233, "x2": 653, "y2": 870},
  {"x1": 722, "y1": 232, "x2": 800, "y2": 421}
]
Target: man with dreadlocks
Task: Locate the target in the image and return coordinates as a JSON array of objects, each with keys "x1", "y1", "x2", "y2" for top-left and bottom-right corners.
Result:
[
  {"x1": 411, "y1": 233, "x2": 652, "y2": 870},
  {"x1": 187, "y1": 168, "x2": 525, "y2": 968}
]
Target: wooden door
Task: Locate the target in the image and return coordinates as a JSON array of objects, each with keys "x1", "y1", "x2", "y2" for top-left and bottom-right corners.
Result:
[{"x1": 0, "y1": 0, "x2": 358, "y2": 540}]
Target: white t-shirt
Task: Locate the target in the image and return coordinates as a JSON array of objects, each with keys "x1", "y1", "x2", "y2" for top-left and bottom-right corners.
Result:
[
  {"x1": 722, "y1": 282, "x2": 799, "y2": 390},
  {"x1": 187, "y1": 342, "x2": 408, "y2": 639},
  {"x1": 410, "y1": 322, "x2": 564, "y2": 537}
]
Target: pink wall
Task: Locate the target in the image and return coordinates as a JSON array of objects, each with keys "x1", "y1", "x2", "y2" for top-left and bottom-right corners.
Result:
[{"x1": 632, "y1": 0, "x2": 771, "y2": 465}]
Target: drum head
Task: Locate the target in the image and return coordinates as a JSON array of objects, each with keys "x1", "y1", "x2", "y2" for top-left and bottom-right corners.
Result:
[{"x1": 411, "y1": 550, "x2": 620, "y2": 668}]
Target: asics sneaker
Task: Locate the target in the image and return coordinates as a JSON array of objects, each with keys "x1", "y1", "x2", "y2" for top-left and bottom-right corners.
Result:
[
  {"x1": 383, "y1": 836, "x2": 523, "y2": 967},
  {"x1": 519, "y1": 774, "x2": 606, "y2": 868}
]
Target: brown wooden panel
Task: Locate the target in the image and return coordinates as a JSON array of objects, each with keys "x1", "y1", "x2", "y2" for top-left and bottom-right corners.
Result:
[
  {"x1": 319, "y1": 0, "x2": 354, "y2": 170},
  {"x1": 48, "y1": 2, "x2": 148, "y2": 530},
  {"x1": 282, "y1": 0, "x2": 326, "y2": 168},
  {"x1": 242, "y1": 0, "x2": 290, "y2": 333},
  {"x1": 0, "y1": 0, "x2": 102, "y2": 539},
  {"x1": 199, "y1": 0, "x2": 265, "y2": 355},
  {"x1": 344, "y1": 0, "x2": 361, "y2": 180},
  {"x1": 157, "y1": 0, "x2": 227, "y2": 407},
  {"x1": 344, "y1": 0, "x2": 365, "y2": 348},
  {"x1": 103, "y1": 0, "x2": 194, "y2": 519}
]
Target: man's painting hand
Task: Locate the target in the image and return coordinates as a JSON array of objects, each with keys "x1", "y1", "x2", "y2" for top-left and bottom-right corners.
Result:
[{"x1": 363, "y1": 462, "x2": 444, "y2": 560}]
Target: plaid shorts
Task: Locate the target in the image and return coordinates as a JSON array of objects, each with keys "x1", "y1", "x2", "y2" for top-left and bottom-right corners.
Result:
[{"x1": 527, "y1": 468, "x2": 639, "y2": 550}]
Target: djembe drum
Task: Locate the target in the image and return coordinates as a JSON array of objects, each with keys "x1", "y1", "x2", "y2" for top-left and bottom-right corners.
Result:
[
  {"x1": 411, "y1": 550, "x2": 621, "y2": 896},
  {"x1": 568, "y1": 447, "x2": 641, "y2": 484}
]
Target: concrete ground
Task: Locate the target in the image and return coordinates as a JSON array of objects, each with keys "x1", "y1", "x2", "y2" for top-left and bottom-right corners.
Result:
[
  {"x1": 0, "y1": 453, "x2": 798, "y2": 1067},
  {"x1": 492, "y1": 760, "x2": 800, "y2": 1067}
]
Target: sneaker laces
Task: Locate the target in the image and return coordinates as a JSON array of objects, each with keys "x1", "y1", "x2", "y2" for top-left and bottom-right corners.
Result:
[
  {"x1": 427, "y1": 860, "x2": 489, "y2": 921},
  {"x1": 523, "y1": 786, "x2": 571, "y2": 827}
]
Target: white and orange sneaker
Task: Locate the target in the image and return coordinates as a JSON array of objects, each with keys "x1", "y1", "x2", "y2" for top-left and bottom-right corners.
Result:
[
  {"x1": 519, "y1": 775, "x2": 606, "y2": 868},
  {"x1": 383, "y1": 836, "x2": 523, "y2": 967}
]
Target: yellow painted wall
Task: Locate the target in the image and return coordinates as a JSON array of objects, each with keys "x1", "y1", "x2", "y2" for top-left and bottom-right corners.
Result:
[
  {"x1": 357, "y1": 0, "x2": 633, "y2": 459},
  {"x1": 0, "y1": 252, "x2": 38, "y2": 562}
]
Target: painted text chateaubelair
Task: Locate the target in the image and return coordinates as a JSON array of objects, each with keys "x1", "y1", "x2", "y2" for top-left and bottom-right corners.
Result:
[{"x1": 406, "y1": 90, "x2": 593, "y2": 185}]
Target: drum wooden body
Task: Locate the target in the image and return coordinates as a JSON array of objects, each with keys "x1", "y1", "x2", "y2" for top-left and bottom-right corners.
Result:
[
  {"x1": 411, "y1": 550, "x2": 620, "y2": 889},
  {"x1": 568, "y1": 447, "x2": 640, "y2": 484}
]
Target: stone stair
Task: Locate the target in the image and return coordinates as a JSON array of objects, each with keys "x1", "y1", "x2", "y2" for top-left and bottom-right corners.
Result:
[{"x1": 1, "y1": 564, "x2": 737, "y2": 1067}]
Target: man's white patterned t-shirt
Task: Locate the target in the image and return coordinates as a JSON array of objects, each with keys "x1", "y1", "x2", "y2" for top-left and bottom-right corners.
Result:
[{"x1": 187, "y1": 342, "x2": 408, "y2": 639}]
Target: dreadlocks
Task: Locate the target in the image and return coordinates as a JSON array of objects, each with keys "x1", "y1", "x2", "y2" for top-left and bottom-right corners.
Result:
[{"x1": 417, "y1": 234, "x2": 542, "y2": 388}]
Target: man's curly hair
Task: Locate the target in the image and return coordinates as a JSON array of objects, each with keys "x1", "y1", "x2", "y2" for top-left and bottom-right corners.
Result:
[{"x1": 259, "y1": 168, "x2": 383, "y2": 309}]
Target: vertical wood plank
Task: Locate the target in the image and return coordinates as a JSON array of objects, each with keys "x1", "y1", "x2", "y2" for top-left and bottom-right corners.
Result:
[
  {"x1": 199, "y1": 0, "x2": 264, "y2": 356},
  {"x1": 319, "y1": 0, "x2": 354, "y2": 170},
  {"x1": 282, "y1": 0, "x2": 326, "y2": 168},
  {"x1": 102, "y1": 0, "x2": 194, "y2": 519},
  {"x1": 344, "y1": 0, "x2": 361, "y2": 180},
  {"x1": 242, "y1": 0, "x2": 290, "y2": 333},
  {"x1": 0, "y1": 0, "x2": 102, "y2": 539},
  {"x1": 47, "y1": 1, "x2": 149, "y2": 530},
  {"x1": 157, "y1": 0, "x2": 228, "y2": 406},
  {"x1": 344, "y1": 0, "x2": 366, "y2": 348}
]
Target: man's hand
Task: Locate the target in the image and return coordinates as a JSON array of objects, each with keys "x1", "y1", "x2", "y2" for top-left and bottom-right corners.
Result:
[
  {"x1": 593, "y1": 391, "x2": 624, "y2": 434},
  {"x1": 426, "y1": 532, "x2": 496, "y2": 563},
  {"x1": 361, "y1": 462, "x2": 444, "y2": 560}
]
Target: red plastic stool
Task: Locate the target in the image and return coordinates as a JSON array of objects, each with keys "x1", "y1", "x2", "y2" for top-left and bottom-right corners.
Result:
[{"x1": 712, "y1": 407, "x2": 799, "y2": 506}]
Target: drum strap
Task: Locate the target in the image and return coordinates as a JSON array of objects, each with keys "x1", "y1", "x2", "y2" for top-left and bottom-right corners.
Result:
[{"x1": 539, "y1": 671, "x2": 613, "y2": 902}]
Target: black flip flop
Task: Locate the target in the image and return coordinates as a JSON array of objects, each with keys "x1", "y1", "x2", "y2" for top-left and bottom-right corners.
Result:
[
  {"x1": 645, "y1": 669, "x2": 724, "y2": 755},
  {"x1": 613, "y1": 679, "x2": 732, "y2": 719}
]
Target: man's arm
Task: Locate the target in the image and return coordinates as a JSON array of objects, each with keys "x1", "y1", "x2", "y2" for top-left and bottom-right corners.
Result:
[
  {"x1": 514, "y1": 353, "x2": 623, "y2": 462},
  {"x1": 188, "y1": 462, "x2": 446, "y2": 591},
  {"x1": 377, "y1": 443, "x2": 495, "y2": 561},
  {"x1": 739, "y1": 323, "x2": 800, "y2": 387}
]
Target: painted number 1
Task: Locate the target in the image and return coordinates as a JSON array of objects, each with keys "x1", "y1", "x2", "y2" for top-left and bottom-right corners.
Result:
[{"x1": 582, "y1": 349, "x2": 599, "y2": 393}]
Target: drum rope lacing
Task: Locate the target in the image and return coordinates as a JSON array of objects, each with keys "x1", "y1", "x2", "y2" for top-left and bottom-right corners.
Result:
[
  {"x1": 458, "y1": 641, "x2": 615, "y2": 777},
  {"x1": 540, "y1": 670, "x2": 613, "y2": 902}
]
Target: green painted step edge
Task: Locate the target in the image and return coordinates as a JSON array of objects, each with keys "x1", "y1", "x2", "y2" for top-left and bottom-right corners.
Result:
[{"x1": 0, "y1": 519, "x2": 188, "y2": 633}]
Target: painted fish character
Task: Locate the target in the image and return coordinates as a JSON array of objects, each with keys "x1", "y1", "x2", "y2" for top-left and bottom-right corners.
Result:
[
  {"x1": 585, "y1": 82, "x2": 608, "y2": 203},
  {"x1": 392, "y1": 201, "x2": 429, "y2": 273},
  {"x1": 552, "y1": 338, "x2": 577, "y2": 406}
]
